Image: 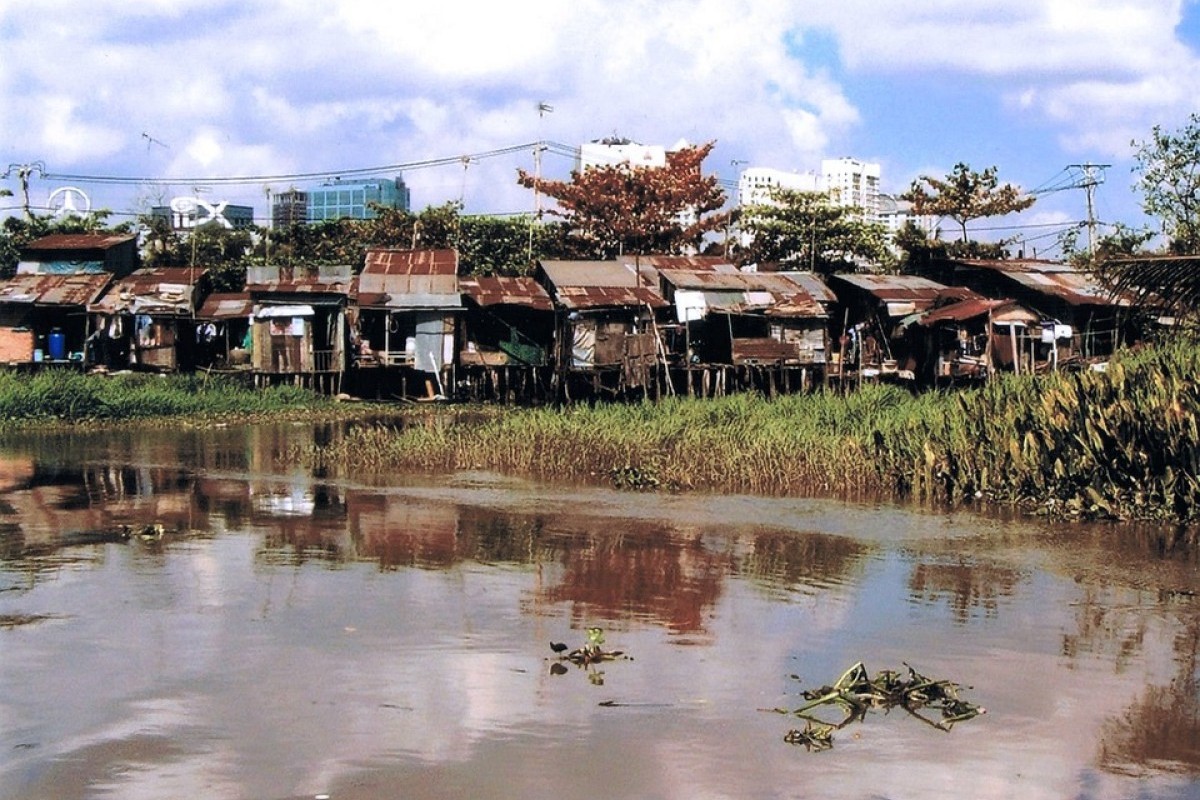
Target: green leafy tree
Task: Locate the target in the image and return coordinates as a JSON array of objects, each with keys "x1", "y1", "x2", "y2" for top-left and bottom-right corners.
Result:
[
  {"x1": 1132, "y1": 113, "x2": 1200, "y2": 253},
  {"x1": 517, "y1": 141, "x2": 727, "y2": 258},
  {"x1": 740, "y1": 188, "x2": 894, "y2": 274},
  {"x1": 902, "y1": 163, "x2": 1035, "y2": 243}
]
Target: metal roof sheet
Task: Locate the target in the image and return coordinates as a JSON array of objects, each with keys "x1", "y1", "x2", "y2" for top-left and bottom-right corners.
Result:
[
  {"x1": 774, "y1": 271, "x2": 838, "y2": 305},
  {"x1": 245, "y1": 264, "x2": 354, "y2": 296},
  {"x1": 460, "y1": 276, "x2": 553, "y2": 311},
  {"x1": 539, "y1": 259, "x2": 660, "y2": 288},
  {"x1": 539, "y1": 259, "x2": 667, "y2": 309},
  {"x1": 363, "y1": 248, "x2": 458, "y2": 276},
  {"x1": 90, "y1": 267, "x2": 208, "y2": 315},
  {"x1": 661, "y1": 270, "x2": 826, "y2": 318},
  {"x1": 358, "y1": 249, "x2": 458, "y2": 304},
  {"x1": 23, "y1": 233, "x2": 138, "y2": 252},
  {"x1": 631, "y1": 255, "x2": 739, "y2": 273},
  {"x1": 832, "y1": 273, "x2": 947, "y2": 305},
  {"x1": 197, "y1": 292, "x2": 253, "y2": 320},
  {"x1": 952, "y1": 259, "x2": 1131, "y2": 307},
  {"x1": 554, "y1": 285, "x2": 668, "y2": 310},
  {"x1": 0, "y1": 273, "x2": 112, "y2": 307}
]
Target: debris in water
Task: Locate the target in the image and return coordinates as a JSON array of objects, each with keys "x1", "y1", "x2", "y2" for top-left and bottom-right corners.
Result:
[{"x1": 774, "y1": 661, "x2": 985, "y2": 750}]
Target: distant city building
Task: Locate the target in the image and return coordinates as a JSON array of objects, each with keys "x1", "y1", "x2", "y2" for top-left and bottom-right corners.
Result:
[
  {"x1": 737, "y1": 167, "x2": 821, "y2": 207},
  {"x1": 821, "y1": 157, "x2": 881, "y2": 221},
  {"x1": 878, "y1": 195, "x2": 939, "y2": 237},
  {"x1": 304, "y1": 176, "x2": 410, "y2": 224},
  {"x1": 578, "y1": 136, "x2": 669, "y2": 171},
  {"x1": 270, "y1": 189, "x2": 308, "y2": 229}
]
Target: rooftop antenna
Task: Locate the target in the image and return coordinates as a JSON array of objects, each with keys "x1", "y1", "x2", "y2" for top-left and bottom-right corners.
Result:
[{"x1": 141, "y1": 132, "x2": 169, "y2": 150}]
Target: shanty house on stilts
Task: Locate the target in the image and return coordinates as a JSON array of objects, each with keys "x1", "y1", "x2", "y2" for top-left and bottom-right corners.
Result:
[
  {"x1": 937, "y1": 259, "x2": 1144, "y2": 366},
  {"x1": 193, "y1": 292, "x2": 254, "y2": 371},
  {"x1": 245, "y1": 264, "x2": 352, "y2": 394},
  {"x1": 825, "y1": 273, "x2": 949, "y2": 385},
  {"x1": 87, "y1": 267, "x2": 211, "y2": 372},
  {"x1": 352, "y1": 248, "x2": 461, "y2": 401},
  {"x1": 535, "y1": 259, "x2": 670, "y2": 401},
  {"x1": 653, "y1": 259, "x2": 831, "y2": 396},
  {"x1": 458, "y1": 275, "x2": 554, "y2": 403},
  {"x1": 904, "y1": 292, "x2": 1045, "y2": 386}
]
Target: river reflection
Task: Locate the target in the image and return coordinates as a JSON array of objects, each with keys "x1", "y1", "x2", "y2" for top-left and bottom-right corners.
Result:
[{"x1": 2, "y1": 423, "x2": 1200, "y2": 799}]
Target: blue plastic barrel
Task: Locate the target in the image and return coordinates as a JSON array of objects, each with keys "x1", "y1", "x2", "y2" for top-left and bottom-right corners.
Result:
[{"x1": 48, "y1": 329, "x2": 66, "y2": 361}]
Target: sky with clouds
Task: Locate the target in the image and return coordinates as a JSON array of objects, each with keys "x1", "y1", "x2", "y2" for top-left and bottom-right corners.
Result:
[{"x1": 2, "y1": 0, "x2": 1199, "y2": 257}]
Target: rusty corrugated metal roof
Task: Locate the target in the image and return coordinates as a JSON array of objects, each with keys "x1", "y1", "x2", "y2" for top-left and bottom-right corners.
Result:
[
  {"x1": 554, "y1": 285, "x2": 668, "y2": 310},
  {"x1": 196, "y1": 292, "x2": 253, "y2": 320},
  {"x1": 953, "y1": 259, "x2": 1131, "y2": 307},
  {"x1": 358, "y1": 248, "x2": 458, "y2": 305},
  {"x1": 0, "y1": 273, "x2": 112, "y2": 307},
  {"x1": 24, "y1": 233, "x2": 138, "y2": 252},
  {"x1": 832, "y1": 273, "x2": 947, "y2": 303},
  {"x1": 775, "y1": 271, "x2": 838, "y2": 305},
  {"x1": 460, "y1": 276, "x2": 552, "y2": 311},
  {"x1": 245, "y1": 264, "x2": 354, "y2": 296},
  {"x1": 539, "y1": 259, "x2": 667, "y2": 309},
  {"x1": 632, "y1": 255, "x2": 739, "y2": 273},
  {"x1": 658, "y1": 269, "x2": 826, "y2": 318},
  {"x1": 90, "y1": 267, "x2": 208, "y2": 315},
  {"x1": 363, "y1": 248, "x2": 457, "y2": 276}
]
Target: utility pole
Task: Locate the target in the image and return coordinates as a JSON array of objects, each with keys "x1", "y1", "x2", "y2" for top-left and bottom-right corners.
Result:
[
  {"x1": 3, "y1": 162, "x2": 45, "y2": 220},
  {"x1": 528, "y1": 101, "x2": 553, "y2": 263},
  {"x1": 1067, "y1": 163, "x2": 1109, "y2": 259}
]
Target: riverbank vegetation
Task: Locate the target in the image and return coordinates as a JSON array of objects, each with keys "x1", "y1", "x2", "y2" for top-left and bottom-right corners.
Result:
[
  {"x1": 0, "y1": 369, "x2": 331, "y2": 427},
  {"x1": 308, "y1": 339, "x2": 1200, "y2": 524}
]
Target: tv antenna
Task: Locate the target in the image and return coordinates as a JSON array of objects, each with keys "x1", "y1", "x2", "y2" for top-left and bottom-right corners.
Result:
[{"x1": 141, "y1": 132, "x2": 169, "y2": 150}]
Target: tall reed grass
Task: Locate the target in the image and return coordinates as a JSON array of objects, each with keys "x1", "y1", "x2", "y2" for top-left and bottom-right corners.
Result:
[
  {"x1": 0, "y1": 369, "x2": 328, "y2": 426},
  {"x1": 312, "y1": 340, "x2": 1200, "y2": 524}
]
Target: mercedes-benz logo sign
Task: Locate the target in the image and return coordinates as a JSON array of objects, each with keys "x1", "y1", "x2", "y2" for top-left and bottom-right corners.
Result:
[{"x1": 47, "y1": 186, "x2": 92, "y2": 218}]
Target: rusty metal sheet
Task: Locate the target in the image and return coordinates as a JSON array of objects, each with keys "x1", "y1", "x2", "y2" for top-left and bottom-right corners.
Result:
[
  {"x1": 635, "y1": 255, "x2": 739, "y2": 273},
  {"x1": 954, "y1": 259, "x2": 1132, "y2": 307},
  {"x1": 554, "y1": 285, "x2": 668, "y2": 310},
  {"x1": 364, "y1": 248, "x2": 457, "y2": 276},
  {"x1": 245, "y1": 264, "x2": 354, "y2": 296},
  {"x1": 918, "y1": 298, "x2": 1011, "y2": 325},
  {"x1": 0, "y1": 273, "x2": 112, "y2": 307},
  {"x1": 775, "y1": 271, "x2": 838, "y2": 305},
  {"x1": 832, "y1": 273, "x2": 947, "y2": 303},
  {"x1": 196, "y1": 292, "x2": 253, "y2": 320},
  {"x1": 359, "y1": 249, "x2": 458, "y2": 303},
  {"x1": 539, "y1": 259, "x2": 659, "y2": 289},
  {"x1": 461, "y1": 276, "x2": 552, "y2": 311},
  {"x1": 90, "y1": 267, "x2": 208, "y2": 315},
  {"x1": 24, "y1": 233, "x2": 138, "y2": 252}
]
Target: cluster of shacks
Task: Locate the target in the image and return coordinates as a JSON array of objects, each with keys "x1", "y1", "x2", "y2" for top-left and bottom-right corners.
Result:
[{"x1": 0, "y1": 233, "x2": 1164, "y2": 402}]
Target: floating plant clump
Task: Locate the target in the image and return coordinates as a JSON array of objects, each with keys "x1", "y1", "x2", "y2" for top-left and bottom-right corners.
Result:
[
  {"x1": 773, "y1": 661, "x2": 985, "y2": 751},
  {"x1": 548, "y1": 627, "x2": 630, "y2": 684}
]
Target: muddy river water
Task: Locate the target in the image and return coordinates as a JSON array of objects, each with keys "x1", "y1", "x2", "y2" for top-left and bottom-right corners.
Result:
[{"x1": 1, "y1": 421, "x2": 1199, "y2": 800}]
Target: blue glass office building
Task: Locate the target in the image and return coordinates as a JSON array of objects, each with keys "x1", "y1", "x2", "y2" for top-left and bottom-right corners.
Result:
[{"x1": 305, "y1": 176, "x2": 410, "y2": 223}]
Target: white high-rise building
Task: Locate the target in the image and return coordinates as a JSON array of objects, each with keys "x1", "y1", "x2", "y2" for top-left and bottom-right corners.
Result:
[
  {"x1": 737, "y1": 167, "x2": 822, "y2": 207},
  {"x1": 821, "y1": 157, "x2": 881, "y2": 222},
  {"x1": 577, "y1": 136, "x2": 679, "y2": 172}
]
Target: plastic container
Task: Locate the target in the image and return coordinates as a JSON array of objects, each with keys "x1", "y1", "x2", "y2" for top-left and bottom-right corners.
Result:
[{"x1": 48, "y1": 329, "x2": 66, "y2": 361}]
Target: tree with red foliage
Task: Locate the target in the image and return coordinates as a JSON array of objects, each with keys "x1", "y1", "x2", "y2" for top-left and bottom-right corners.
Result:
[{"x1": 517, "y1": 141, "x2": 728, "y2": 258}]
